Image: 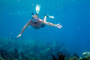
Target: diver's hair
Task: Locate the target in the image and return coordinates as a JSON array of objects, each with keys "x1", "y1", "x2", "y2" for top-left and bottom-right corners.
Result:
[{"x1": 32, "y1": 14, "x2": 39, "y2": 18}]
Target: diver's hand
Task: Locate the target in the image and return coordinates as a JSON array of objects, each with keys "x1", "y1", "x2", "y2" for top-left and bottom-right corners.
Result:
[
  {"x1": 16, "y1": 34, "x2": 21, "y2": 38},
  {"x1": 56, "y1": 24, "x2": 62, "y2": 28}
]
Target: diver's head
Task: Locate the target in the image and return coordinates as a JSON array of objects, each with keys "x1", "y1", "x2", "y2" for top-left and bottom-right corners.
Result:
[
  {"x1": 32, "y1": 14, "x2": 39, "y2": 23},
  {"x1": 32, "y1": 14, "x2": 39, "y2": 18}
]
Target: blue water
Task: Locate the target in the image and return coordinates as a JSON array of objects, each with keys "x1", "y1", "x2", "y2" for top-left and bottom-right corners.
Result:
[{"x1": 0, "y1": 0, "x2": 90, "y2": 59}]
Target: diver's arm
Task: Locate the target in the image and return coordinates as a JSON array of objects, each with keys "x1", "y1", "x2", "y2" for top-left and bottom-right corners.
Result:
[
  {"x1": 16, "y1": 20, "x2": 31, "y2": 38},
  {"x1": 41, "y1": 20, "x2": 62, "y2": 28}
]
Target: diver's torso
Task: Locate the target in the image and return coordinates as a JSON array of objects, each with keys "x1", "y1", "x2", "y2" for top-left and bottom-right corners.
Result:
[{"x1": 31, "y1": 20, "x2": 42, "y2": 29}]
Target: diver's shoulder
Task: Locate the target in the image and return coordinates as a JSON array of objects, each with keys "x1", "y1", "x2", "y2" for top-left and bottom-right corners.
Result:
[{"x1": 39, "y1": 19, "x2": 43, "y2": 21}]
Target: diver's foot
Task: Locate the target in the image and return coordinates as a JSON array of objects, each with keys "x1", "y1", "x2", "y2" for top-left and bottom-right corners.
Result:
[{"x1": 45, "y1": 14, "x2": 49, "y2": 17}]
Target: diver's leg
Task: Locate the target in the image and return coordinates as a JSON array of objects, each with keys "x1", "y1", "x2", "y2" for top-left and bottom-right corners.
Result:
[
  {"x1": 44, "y1": 16, "x2": 47, "y2": 22},
  {"x1": 44, "y1": 14, "x2": 54, "y2": 22}
]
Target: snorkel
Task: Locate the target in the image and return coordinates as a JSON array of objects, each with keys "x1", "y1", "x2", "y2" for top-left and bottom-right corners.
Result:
[
  {"x1": 36, "y1": 4, "x2": 40, "y2": 14},
  {"x1": 31, "y1": 4, "x2": 40, "y2": 17}
]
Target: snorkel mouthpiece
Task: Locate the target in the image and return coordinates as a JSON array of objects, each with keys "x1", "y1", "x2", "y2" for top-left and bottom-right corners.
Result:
[{"x1": 36, "y1": 4, "x2": 40, "y2": 14}]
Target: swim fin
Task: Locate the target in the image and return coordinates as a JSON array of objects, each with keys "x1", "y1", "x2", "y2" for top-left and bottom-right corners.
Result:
[
  {"x1": 45, "y1": 14, "x2": 54, "y2": 19},
  {"x1": 48, "y1": 16, "x2": 54, "y2": 19}
]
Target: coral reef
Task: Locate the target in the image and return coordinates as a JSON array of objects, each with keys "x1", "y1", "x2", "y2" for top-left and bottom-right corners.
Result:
[
  {"x1": 82, "y1": 52, "x2": 90, "y2": 58},
  {"x1": 0, "y1": 48, "x2": 31, "y2": 60},
  {"x1": 52, "y1": 52, "x2": 90, "y2": 60},
  {"x1": 52, "y1": 52, "x2": 65, "y2": 60},
  {"x1": 0, "y1": 37, "x2": 90, "y2": 60},
  {"x1": 0, "y1": 37, "x2": 64, "y2": 60},
  {"x1": 82, "y1": 52, "x2": 90, "y2": 60}
]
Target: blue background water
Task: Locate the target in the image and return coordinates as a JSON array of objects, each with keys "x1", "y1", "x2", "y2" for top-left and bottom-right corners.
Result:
[{"x1": 0, "y1": 0, "x2": 90, "y2": 58}]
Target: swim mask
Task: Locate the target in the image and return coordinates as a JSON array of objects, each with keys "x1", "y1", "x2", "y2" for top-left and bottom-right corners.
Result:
[{"x1": 32, "y1": 17, "x2": 39, "y2": 22}]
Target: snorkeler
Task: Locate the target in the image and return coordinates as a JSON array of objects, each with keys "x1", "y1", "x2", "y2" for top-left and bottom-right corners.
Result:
[{"x1": 17, "y1": 5, "x2": 62, "y2": 38}]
